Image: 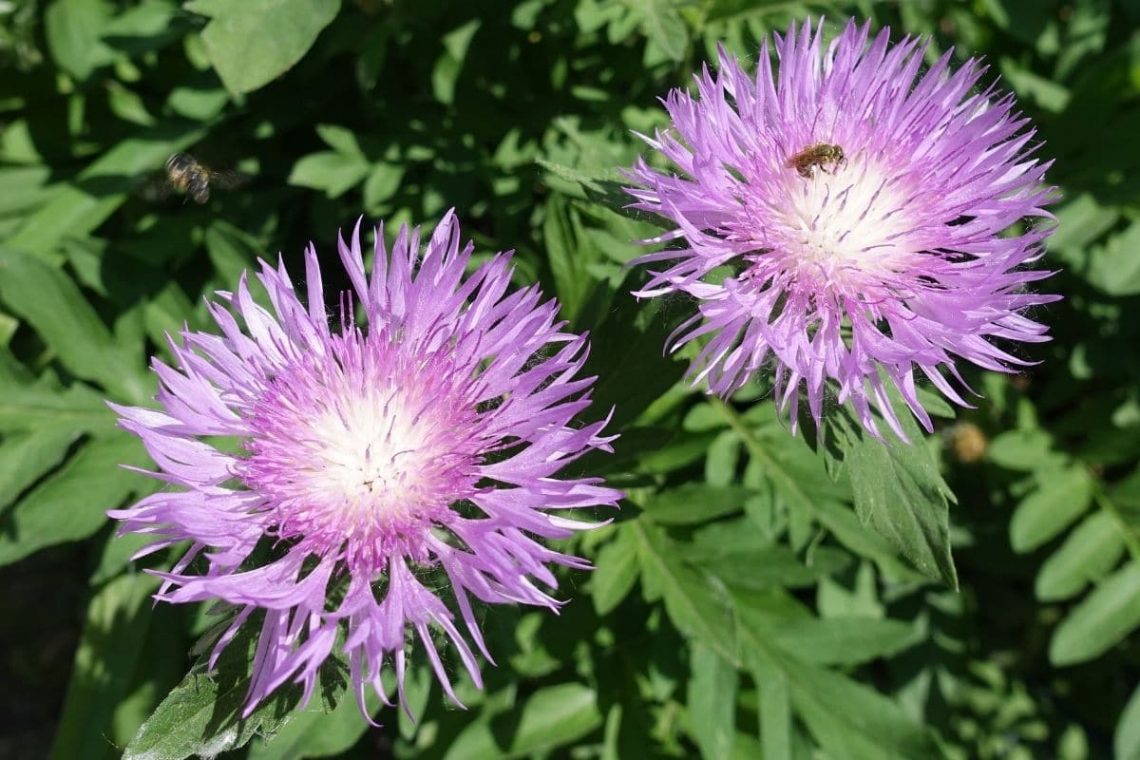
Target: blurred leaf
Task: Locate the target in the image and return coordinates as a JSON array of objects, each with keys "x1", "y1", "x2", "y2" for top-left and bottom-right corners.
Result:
[
  {"x1": 0, "y1": 434, "x2": 148, "y2": 566},
  {"x1": 432, "y1": 19, "x2": 480, "y2": 105},
  {"x1": 1049, "y1": 562, "x2": 1140, "y2": 666},
  {"x1": 642, "y1": 484, "x2": 753, "y2": 525},
  {"x1": 247, "y1": 694, "x2": 376, "y2": 760},
  {"x1": 0, "y1": 380, "x2": 115, "y2": 432},
  {"x1": 1117, "y1": 682, "x2": 1140, "y2": 760},
  {"x1": 687, "y1": 642, "x2": 736, "y2": 760},
  {"x1": 0, "y1": 248, "x2": 149, "y2": 402},
  {"x1": 765, "y1": 616, "x2": 919, "y2": 667},
  {"x1": 288, "y1": 152, "x2": 370, "y2": 198},
  {"x1": 0, "y1": 423, "x2": 82, "y2": 511},
  {"x1": 1085, "y1": 220, "x2": 1140, "y2": 296},
  {"x1": 442, "y1": 683, "x2": 603, "y2": 760},
  {"x1": 1010, "y1": 466, "x2": 1094, "y2": 554},
  {"x1": 1035, "y1": 510, "x2": 1126, "y2": 600},
  {"x1": 4, "y1": 124, "x2": 207, "y2": 260},
  {"x1": 44, "y1": 0, "x2": 115, "y2": 79},
  {"x1": 629, "y1": 0, "x2": 688, "y2": 61},
  {"x1": 591, "y1": 523, "x2": 640, "y2": 615},
  {"x1": 51, "y1": 572, "x2": 161, "y2": 760},
  {"x1": 183, "y1": 0, "x2": 341, "y2": 95}
]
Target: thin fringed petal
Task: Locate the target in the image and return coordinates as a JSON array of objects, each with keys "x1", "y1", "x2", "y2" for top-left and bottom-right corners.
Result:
[
  {"x1": 108, "y1": 212, "x2": 621, "y2": 721},
  {"x1": 625, "y1": 18, "x2": 1058, "y2": 438}
]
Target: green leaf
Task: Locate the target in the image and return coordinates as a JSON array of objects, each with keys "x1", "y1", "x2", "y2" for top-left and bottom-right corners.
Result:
[
  {"x1": 205, "y1": 221, "x2": 260, "y2": 287},
  {"x1": 1116, "y1": 682, "x2": 1140, "y2": 760},
  {"x1": 1035, "y1": 510, "x2": 1126, "y2": 600},
  {"x1": 442, "y1": 683, "x2": 603, "y2": 760},
  {"x1": 1010, "y1": 466, "x2": 1094, "y2": 553},
  {"x1": 0, "y1": 248, "x2": 149, "y2": 402},
  {"x1": 1049, "y1": 562, "x2": 1140, "y2": 666},
  {"x1": 184, "y1": 0, "x2": 341, "y2": 95},
  {"x1": 765, "y1": 617, "x2": 919, "y2": 667},
  {"x1": 5, "y1": 123, "x2": 208, "y2": 260},
  {"x1": 744, "y1": 634, "x2": 939, "y2": 760},
  {"x1": 288, "y1": 152, "x2": 370, "y2": 198},
  {"x1": 0, "y1": 424, "x2": 82, "y2": 510},
  {"x1": 753, "y1": 655, "x2": 791, "y2": 760},
  {"x1": 430, "y1": 20, "x2": 480, "y2": 105},
  {"x1": 0, "y1": 434, "x2": 149, "y2": 566},
  {"x1": 51, "y1": 572, "x2": 161, "y2": 760},
  {"x1": 687, "y1": 643, "x2": 736, "y2": 760},
  {"x1": 247, "y1": 694, "x2": 376, "y2": 760},
  {"x1": 591, "y1": 523, "x2": 640, "y2": 615},
  {"x1": 543, "y1": 194, "x2": 597, "y2": 323},
  {"x1": 631, "y1": 0, "x2": 688, "y2": 61},
  {"x1": 642, "y1": 484, "x2": 753, "y2": 525},
  {"x1": 987, "y1": 428, "x2": 1061, "y2": 471},
  {"x1": 45, "y1": 0, "x2": 116, "y2": 79},
  {"x1": 123, "y1": 618, "x2": 345, "y2": 760},
  {"x1": 635, "y1": 521, "x2": 739, "y2": 665},
  {"x1": 0, "y1": 381, "x2": 116, "y2": 433},
  {"x1": 842, "y1": 423, "x2": 958, "y2": 587},
  {"x1": 1086, "y1": 220, "x2": 1140, "y2": 296}
]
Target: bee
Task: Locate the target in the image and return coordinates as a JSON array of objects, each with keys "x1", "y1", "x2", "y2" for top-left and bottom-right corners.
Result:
[
  {"x1": 163, "y1": 152, "x2": 244, "y2": 203},
  {"x1": 786, "y1": 143, "x2": 846, "y2": 178}
]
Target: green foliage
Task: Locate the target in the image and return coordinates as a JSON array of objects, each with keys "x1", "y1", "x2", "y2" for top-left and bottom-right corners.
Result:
[{"x1": 0, "y1": 0, "x2": 1137, "y2": 758}]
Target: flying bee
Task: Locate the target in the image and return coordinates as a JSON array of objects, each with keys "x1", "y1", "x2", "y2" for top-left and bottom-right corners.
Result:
[
  {"x1": 163, "y1": 152, "x2": 244, "y2": 203},
  {"x1": 786, "y1": 143, "x2": 846, "y2": 178}
]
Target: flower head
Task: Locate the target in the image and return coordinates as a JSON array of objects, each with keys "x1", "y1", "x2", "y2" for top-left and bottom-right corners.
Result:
[
  {"x1": 110, "y1": 211, "x2": 620, "y2": 717},
  {"x1": 625, "y1": 19, "x2": 1057, "y2": 438}
]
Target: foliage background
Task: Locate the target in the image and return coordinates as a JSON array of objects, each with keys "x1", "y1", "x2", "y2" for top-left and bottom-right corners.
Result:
[{"x1": 1, "y1": 0, "x2": 1139, "y2": 758}]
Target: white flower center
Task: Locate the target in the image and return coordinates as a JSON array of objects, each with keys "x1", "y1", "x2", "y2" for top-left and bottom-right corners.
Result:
[
  {"x1": 773, "y1": 153, "x2": 916, "y2": 282},
  {"x1": 303, "y1": 385, "x2": 429, "y2": 512}
]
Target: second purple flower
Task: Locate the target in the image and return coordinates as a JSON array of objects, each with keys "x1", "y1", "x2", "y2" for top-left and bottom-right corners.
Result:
[{"x1": 626, "y1": 19, "x2": 1058, "y2": 439}]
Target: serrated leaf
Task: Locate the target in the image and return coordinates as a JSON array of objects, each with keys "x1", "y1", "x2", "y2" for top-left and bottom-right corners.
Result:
[
  {"x1": 843, "y1": 425, "x2": 958, "y2": 588},
  {"x1": 1010, "y1": 466, "x2": 1094, "y2": 553},
  {"x1": 744, "y1": 629, "x2": 939, "y2": 759},
  {"x1": 124, "y1": 619, "x2": 345, "y2": 760},
  {"x1": 1049, "y1": 562, "x2": 1140, "y2": 666},
  {"x1": 634, "y1": 521, "x2": 739, "y2": 666},
  {"x1": 543, "y1": 194, "x2": 596, "y2": 323},
  {"x1": 1035, "y1": 510, "x2": 1126, "y2": 600},
  {"x1": 184, "y1": 0, "x2": 341, "y2": 95}
]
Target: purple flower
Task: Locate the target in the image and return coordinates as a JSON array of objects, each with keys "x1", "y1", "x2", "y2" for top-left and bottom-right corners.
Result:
[
  {"x1": 109, "y1": 211, "x2": 620, "y2": 718},
  {"x1": 625, "y1": 19, "x2": 1057, "y2": 439}
]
